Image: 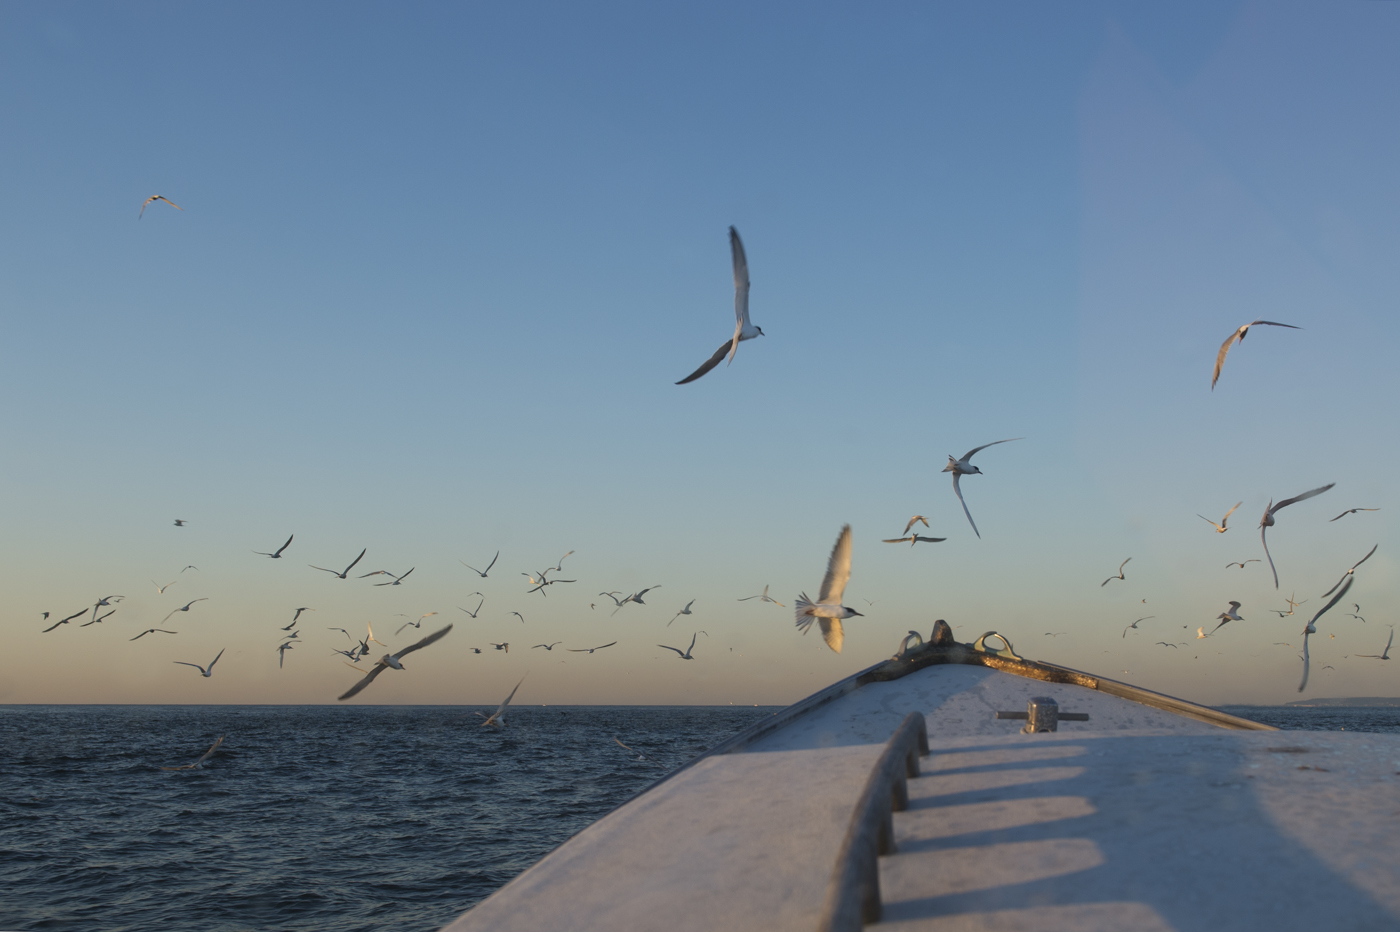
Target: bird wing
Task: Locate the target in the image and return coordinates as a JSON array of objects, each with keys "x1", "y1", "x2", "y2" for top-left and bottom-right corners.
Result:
[
  {"x1": 1120, "y1": 558, "x2": 1131, "y2": 572},
  {"x1": 1273, "y1": 483, "x2": 1335, "y2": 512},
  {"x1": 961, "y1": 438, "x2": 1021, "y2": 462},
  {"x1": 209, "y1": 648, "x2": 224, "y2": 671},
  {"x1": 497, "y1": 675, "x2": 526, "y2": 715},
  {"x1": 730, "y1": 226, "x2": 751, "y2": 331},
  {"x1": 1222, "y1": 501, "x2": 1242, "y2": 523},
  {"x1": 883, "y1": 537, "x2": 912, "y2": 544},
  {"x1": 658, "y1": 644, "x2": 684, "y2": 656},
  {"x1": 1261, "y1": 523, "x2": 1278, "y2": 589},
  {"x1": 173, "y1": 662, "x2": 204, "y2": 672},
  {"x1": 485, "y1": 551, "x2": 499, "y2": 573},
  {"x1": 597, "y1": 641, "x2": 618, "y2": 650},
  {"x1": 60, "y1": 609, "x2": 88, "y2": 623},
  {"x1": 818, "y1": 524, "x2": 854, "y2": 603},
  {"x1": 274, "y1": 535, "x2": 293, "y2": 556},
  {"x1": 1297, "y1": 631, "x2": 1311, "y2": 693},
  {"x1": 393, "y1": 623, "x2": 454, "y2": 661},
  {"x1": 337, "y1": 663, "x2": 388, "y2": 701},
  {"x1": 818, "y1": 617, "x2": 844, "y2": 653},
  {"x1": 1249, "y1": 320, "x2": 1301, "y2": 331},
  {"x1": 914, "y1": 536, "x2": 946, "y2": 543},
  {"x1": 688, "y1": 632, "x2": 698, "y2": 654},
  {"x1": 1211, "y1": 327, "x2": 1244, "y2": 389},
  {"x1": 344, "y1": 548, "x2": 367, "y2": 573},
  {"x1": 952, "y1": 472, "x2": 980, "y2": 539},
  {"x1": 1197, "y1": 515, "x2": 1222, "y2": 530},
  {"x1": 194, "y1": 735, "x2": 225, "y2": 766},
  {"x1": 676, "y1": 338, "x2": 734, "y2": 385}
]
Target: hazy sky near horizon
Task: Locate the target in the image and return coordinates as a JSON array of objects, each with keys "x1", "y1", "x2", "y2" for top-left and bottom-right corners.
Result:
[{"x1": 3, "y1": 2, "x2": 1398, "y2": 707}]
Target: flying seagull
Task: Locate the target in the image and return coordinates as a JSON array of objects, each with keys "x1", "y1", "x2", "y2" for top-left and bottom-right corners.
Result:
[
  {"x1": 612, "y1": 586, "x2": 661, "y2": 616},
  {"x1": 276, "y1": 641, "x2": 294, "y2": 668},
  {"x1": 1212, "y1": 319, "x2": 1301, "y2": 390},
  {"x1": 1260, "y1": 483, "x2": 1335, "y2": 588},
  {"x1": 291, "y1": 607, "x2": 313, "y2": 623},
  {"x1": 1122, "y1": 616, "x2": 1155, "y2": 638},
  {"x1": 1101, "y1": 558, "x2": 1131, "y2": 587},
  {"x1": 162, "y1": 598, "x2": 209, "y2": 624},
  {"x1": 458, "y1": 597, "x2": 485, "y2": 618},
  {"x1": 533, "y1": 642, "x2": 561, "y2": 651},
  {"x1": 1226, "y1": 560, "x2": 1261, "y2": 569},
  {"x1": 658, "y1": 632, "x2": 699, "y2": 660},
  {"x1": 173, "y1": 519, "x2": 187, "y2": 526},
  {"x1": 174, "y1": 648, "x2": 225, "y2": 678},
  {"x1": 676, "y1": 226, "x2": 763, "y2": 384},
  {"x1": 1356, "y1": 629, "x2": 1394, "y2": 661},
  {"x1": 254, "y1": 535, "x2": 294, "y2": 559},
  {"x1": 1299, "y1": 576, "x2": 1356, "y2": 692},
  {"x1": 1210, "y1": 602, "x2": 1243, "y2": 635},
  {"x1": 901, "y1": 516, "x2": 930, "y2": 536},
  {"x1": 943, "y1": 439, "x2": 1021, "y2": 538},
  {"x1": 553, "y1": 551, "x2": 575, "y2": 572},
  {"x1": 795, "y1": 523, "x2": 862, "y2": 653},
  {"x1": 159, "y1": 735, "x2": 224, "y2": 771},
  {"x1": 1322, "y1": 544, "x2": 1378, "y2": 598},
  {"x1": 668, "y1": 599, "x2": 696, "y2": 626},
  {"x1": 130, "y1": 628, "x2": 178, "y2": 641},
  {"x1": 311, "y1": 548, "x2": 367, "y2": 579},
  {"x1": 140, "y1": 195, "x2": 183, "y2": 219},
  {"x1": 1198, "y1": 502, "x2": 1243, "y2": 533},
  {"x1": 80, "y1": 610, "x2": 116, "y2": 627},
  {"x1": 738, "y1": 585, "x2": 783, "y2": 607},
  {"x1": 337, "y1": 624, "x2": 454, "y2": 701},
  {"x1": 491, "y1": 642, "x2": 510, "y2": 652},
  {"x1": 43, "y1": 609, "x2": 90, "y2": 632},
  {"x1": 509, "y1": 612, "x2": 525, "y2": 624},
  {"x1": 883, "y1": 533, "x2": 946, "y2": 546},
  {"x1": 568, "y1": 642, "x2": 618, "y2": 654},
  {"x1": 460, "y1": 551, "x2": 499, "y2": 578},
  {"x1": 478, "y1": 676, "x2": 526, "y2": 728},
  {"x1": 1330, "y1": 508, "x2": 1380, "y2": 522},
  {"x1": 328, "y1": 626, "x2": 350, "y2": 640},
  {"x1": 360, "y1": 567, "x2": 414, "y2": 587},
  {"x1": 152, "y1": 580, "x2": 176, "y2": 594},
  {"x1": 396, "y1": 612, "x2": 437, "y2": 635}
]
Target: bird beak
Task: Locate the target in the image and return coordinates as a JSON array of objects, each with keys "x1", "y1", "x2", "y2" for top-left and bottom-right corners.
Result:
[{"x1": 850, "y1": 610, "x2": 864, "y2": 617}]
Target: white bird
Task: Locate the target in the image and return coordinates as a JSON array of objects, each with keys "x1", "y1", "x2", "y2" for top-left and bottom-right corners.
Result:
[
  {"x1": 1122, "y1": 616, "x2": 1155, "y2": 638},
  {"x1": 738, "y1": 585, "x2": 783, "y2": 607},
  {"x1": 1212, "y1": 319, "x2": 1301, "y2": 390},
  {"x1": 478, "y1": 676, "x2": 526, "y2": 728},
  {"x1": 553, "y1": 551, "x2": 575, "y2": 572},
  {"x1": 1198, "y1": 502, "x2": 1242, "y2": 533},
  {"x1": 276, "y1": 641, "x2": 294, "y2": 668},
  {"x1": 658, "y1": 632, "x2": 699, "y2": 660},
  {"x1": 1356, "y1": 628, "x2": 1394, "y2": 661},
  {"x1": 159, "y1": 735, "x2": 224, "y2": 771},
  {"x1": 1260, "y1": 483, "x2": 1335, "y2": 588},
  {"x1": 1210, "y1": 602, "x2": 1243, "y2": 635},
  {"x1": 943, "y1": 439, "x2": 1021, "y2": 538},
  {"x1": 1322, "y1": 544, "x2": 1378, "y2": 598},
  {"x1": 794, "y1": 524, "x2": 862, "y2": 653},
  {"x1": 460, "y1": 551, "x2": 499, "y2": 577},
  {"x1": 668, "y1": 599, "x2": 696, "y2": 626},
  {"x1": 611, "y1": 587, "x2": 661, "y2": 616},
  {"x1": 174, "y1": 648, "x2": 225, "y2": 678},
  {"x1": 1299, "y1": 576, "x2": 1356, "y2": 692},
  {"x1": 254, "y1": 534, "x2": 293, "y2": 559},
  {"x1": 140, "y1": 195, "x2": 183, "y2": 219},
  {"x1": 676, "y1": 226, "x2": 764, "y2": 384},
  {"x1": 1101, "y1": 558, "x2": 1131, "y2": 587},
  {"x1": 152, "y1": 580, "x2": 176, "y2": 594},
  {"x1": 901, "y1": 515, "x2": 930, "y2": 536},
  {"x1": 337, "y1": 624, "x2": 454, "y2": 701}
]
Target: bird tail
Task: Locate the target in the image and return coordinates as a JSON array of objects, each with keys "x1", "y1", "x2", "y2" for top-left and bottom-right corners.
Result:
[{"x1": 794, "y1": 593, "x2": 816, "y2": 633}]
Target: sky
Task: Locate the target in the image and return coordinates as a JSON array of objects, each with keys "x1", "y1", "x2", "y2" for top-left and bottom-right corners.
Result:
[{"x1": 2, "y1": 1, "x2": 1398, "y2": 707}]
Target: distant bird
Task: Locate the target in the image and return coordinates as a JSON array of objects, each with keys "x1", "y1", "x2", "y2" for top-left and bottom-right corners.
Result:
[
  {"x1": 1299, "y1": 576, "x2": 1357, "y2": 692},
  {"x1": 361, "y1": 567, "x2": 414, "y2": 587},
  {"x1": 367, "y1": 622, "x2": 387, "y2": 648},
  {"x1": 91, "y1": 595, "x2": 124, "y2": 621},
  {"x1": 676, "y1": 226, "x2": 763, "y2": 384},
  {"x1": 458, "y1": 597, "x2": 485, "y2": 618},
  {"x1": 152, "y1": 580, "x2": 176, "y2": 594},
  {"x1": 1260, "y1": 483, "x2": 1335, "y2": 588},
  {"x1": 277, "y1": 642, "x2": 294, "y2": 668},
  {"x1": 328, "y1": 626, "x2": 350, "y2": 640},
  {"x1": 40, "y1": 612, "x2": 48, "y2": 620},
  {"x1": 1322, "y1": 544, "x2": 1379, "y2": 598},
  {"x1": 311, "y1": 548, "x2": 367, "y2": 580},
  {"x1": 1155, "y1": 642, "x2": 1179, "y2": 648},
  {"x1": 1044, "y1": 632, "x2": 1067, "y2": 638},
  {"x1": 1196, "y1": 627, "x2": 1209, "y2": 639},
  {"x1": 460, "y1": 551, "x2": 499, "y2": 578},
  {"x1": 943, "y1": 439, "x2": 1021, "y2": 538},
  {"x1": 795, "y1": 524, "x2": 861, "y2": 654},
  {"x1": 80, "y1": 610, "x2": 116, "y2": 627},
  {"x1": 397, "y1": 613, "x2": 437, "y2": 635},
  {"x1": 280, "y1": 630, "x2": 300, "y2": 641},
  {"x1": 882, "y1": 533, "x2": 946, "y2": 546},
  {"x1": 159, "y1": 735, "x2": 224, "y2": 771},
  {"x1": 292, "y1": 607, "x2": 313, "y2": 623},
  {"x1": 900, "y1": 516, "x2": 930, "y2": 536},
  {"x1": 162, "y1": 598, "x2": 209, "y2": 624},
  {"x1": 174, "y1": 648, "x2": 225, "y2": 678},
  {"x1": 1101, "y1": 558, "x2": 1131, "y2": 587},
  {"x1": 738, "y1": 585, "x2": 783, "y2": 607},
  {"x1": 478, "y1": 676, "x2": 526, "y2": 728},
  {"x1": 1356, "y1": 629, "x2": 1394, "y2": 661},
  {"x1": 491, "y1": 642, "x2": 510, "y2": 653},
  {"x1": 612, "y1": 587, "x2": 661, "y2": 616},
  {"x1": 43, "y1": 609, "x2": 89, "y2": 632},
  {"x1": 332, "y1": 647, "x2": 361, "y2": 662},
  {"x1": 1211, "y1": 602, "x2": 1243, "y2": 635},
  {"x1": 1122, "y1": 616, "x2": 1155, "y2": 638},
  {"x1": 613, "y1": 737, "x2": 645, "y2": 760},
  {"x1": 1226, "y1": 560, "x2": 1261, "y2": 569},
  {"x1": 1211, "y1": 319, "x2": 1301, "y2": 390},
  {"x1": 533, "y1": 642, "x2": 561, "y2": 651},
  {"x1": 598, "y1": 592, "x2": 627, "y2": 607},
  {"x1": 181, "y1": 565, "x2": 198, "y2": 573},
  {"x1": 254, "y1": 535, "x2": 294, "y2": 559},
  {"x1": 470, "y1": 647, "x2": 482, "y2": 654},
  {"x1": 668, "y1": 599, "x2": 696, "y2": 627},
  {"x1": 140, "y1": 195, "x2": 183, "y2": 219},
  {"x1": 173, "y1": 519, "x2": 187, "y2": 526},
  {"x1": 1198, "y1": 502, "x2": 1243, "y2": 533},
  {"x1": 1330, "y1": 508, "x2": 1380, "y2": 522},
  {"x1": 509, "y1": 612, "x2": 525, "y2": 624},
  {"x1": 130, "y1": 628, "x2": 178, "y2": 641},
  {"x1": 337, "y1": 624, "x2": 453, "y2": 701},
  {"x1": 1347, "y1": 604, "x2": 1367, "y2": 624},
  {"x1": 553, "y1": 551, "x2": 575, "y2": 572},
  {"x1": 568, "y1": 642, "x2": 617, "y2": 654},
  {"x1": 658, "y1": 632, "x2": 699, "y2": 660}
]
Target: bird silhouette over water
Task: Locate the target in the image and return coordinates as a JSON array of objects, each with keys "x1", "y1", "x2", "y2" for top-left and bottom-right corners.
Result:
[{"x1": 337, "y1": 625, "x2": 453, "y2": 701}]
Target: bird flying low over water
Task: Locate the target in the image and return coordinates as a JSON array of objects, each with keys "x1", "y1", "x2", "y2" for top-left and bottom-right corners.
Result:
[
  {"x1": 943, "y1": 439, "x2": 1021, "y2": 538},
  {"x1": 174, "y1": 648, "x2": 225, "y2": 678},
  {"x1": 479, "y1": 676, "x2": 526, "y2": 728},
  {"x1": 254, "y1": 535, "x2": 293, "y2": 559},
  {"x1": 1101, "y1": 558, "x2": 1131, "y2": 587},
  {"x1": 1260, "y1": 483, "x2": 1335, "y2": 588},
  {"x1": 311, "y1": 548, "x2": 367, "y2": 579},
  {"x1": 676, "y1": 226, "x2": 763, "y2": 384},
  {"x1": 1198, "y1": 502, "x2": 1242, "y2": 533},
  {"x1": 1330, "y1": 507, "x2": 1380, "y2": 522},
  {"x1": 795, "y1": 524, "x2": 861, "y2": 654},
  {"x1": 159, "y1": 735, "x2": 224, "y2": 771},
  {"x1": 658, "y1": 632, "x2": 699, "y2": 660},
  {"x1": 1211, "y1": 319, "x2": 1301, "y2": 390},
  {"x1": 337, "y1": 624, "x2": 453, "y2": 701},
  {"x1": 140, "y1": 195, "x2": 183, "y2": 219}
]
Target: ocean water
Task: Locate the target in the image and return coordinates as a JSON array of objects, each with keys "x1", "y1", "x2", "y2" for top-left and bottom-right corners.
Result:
[
  {"x1": 1218, "y1": 705, "x2": 1400, "y2": 733},
  {"x1": 0, "y1": 705, "x2": 775, "y2": 932}
]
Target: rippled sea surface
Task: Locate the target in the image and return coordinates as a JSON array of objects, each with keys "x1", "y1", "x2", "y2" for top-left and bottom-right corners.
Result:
[
  {"x1": 1, "y1": 705, "x2": 776, "y2": 932},
  {"x1": 1218, "y1": 705, "x2": 1400, "y2": 733}
]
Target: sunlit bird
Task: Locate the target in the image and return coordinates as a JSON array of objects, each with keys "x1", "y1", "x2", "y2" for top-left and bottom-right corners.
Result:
[
  {"x1": 676, "y1": 226, "x2": 764, "y2": 384},
  {"x1": 152, "y1": 580, "x2": 176, "y2": 594},
  {"x1": 1211, "y1": 319, "x2": 1301, "y2": 390},
  {"x1": 1198, "y1": 502, "x2": 1242, "y2": 533},
  {"x1": 174, "y1": 648, "x2": 225, "y2": 678},
  {"x1": 1260, "y1": 483, "x2": 1335, "y2": 588},
  {"x1": 337, "y1": 624, "x2": 453, "y2": 701},
  {"x1": 478, "y1": 676, "x2": 526, "y2": 728},
  {"x1": 1210, "y1": 601, "x2": 1243, "y2": 635},
  {"x1": 140, "y1": 195, "x2": 183, "y2": 219},
  {"x1": 795, "y1": 524, "x2": 862, "y2": 654},
  {"x1": 942, "y1": 439, "x2": 1021, "y2": 538}
]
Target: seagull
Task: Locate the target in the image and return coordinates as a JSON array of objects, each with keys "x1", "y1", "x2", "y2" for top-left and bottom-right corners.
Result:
[
  {"x1": 676, "y1": 226, "x2": 763, "y2": 384},
  {"x1": 181, "y1": 565, "x2": 198, "y2": 573},
  {"x1": 533, "y1": 642, "x2": 561, "y2": 651},
  {"x1": 43, "y1": 609, "x2": 90, "y2": 632},
  {"x1": 337, "y1": 624, "x2": 454, "y2": 701},
  {"x1": 598, "y1": 592, "x2": 627, "y2": 607},
  {"x1": 1044, "y1": 632, "x2": 1067, "y2": 637},
  {"x1": 1299, "y1": 576, "x2": 1356, "y2": 692},
  {"x1": 460, "y1": 551, "x2": 499, "y2": 578},
  {"x1": 1330, "y1": 507, "x2": 1380, "y2": 522},
  {"x1": 612, "y1": 586, "x2": 661, "y2": 616},
  {"x1": 1198, "y1": 502, "x2": 1243, "y2": 533},
  {"x1": 882, "y1": 533, "x2": 946, "y2": 546},
  {"x1": 1260, "y1": 483, "x2": 1335, "y2": 588},
  {"x1": 553, "y1": 551, "x2": 575, "y2": 572},
  {"x1": 159, "y1": 735, "x2": 224, "y2": 771},
  {"x1": 332, "y1": 647, "x2": 361, "y2": 662},
  {"x1": 328, "y1": 626, "x2": 350, "y2": 640},
  {"x1": 1101, "y1": 558, "x2": 1131, "y2": 587},
  {"x1": 1122, "y1": 616, "x2": 1155, "y2": 638},
  {"x1": 614, "y1": 737, "x2": 646, "y2": 760},
  {"x1": 280, "y1": 630, "x2": 300, "y2": 641},
  {"x1": 478, "y1": 676, "x2": 526, "y2": 728},
  {"x1": 1226, "y1": 560, "x2": 1261, "y2": 569},
  {"x1": 130, "y1": 628, "x2": 178, "y2": 641},
  {"x1": 311, "y1": 548, "x2": 367, "y2": 579},
  {"x1": 174, "y1": 649, "x2": 225, "y2": 678},
  {"x1": 1196, "y1": 627, "x2": 1209, "y2": 639},
  {"x1": 1155, "y1": 642, "x2": 1179, "y2": 648},
  {"x1": 173, "y1": 519, "x2": 187, "y2": 526},
  {"x1": 277, "y1": 642, "x2": 294, "y2": 668},
  {"x1": 491, "y1": 642, "x2": 510, "y2": 653},
  {"x1": 658, "y1": 632, "x2": 699, "y2": 660},
  {"x1": 290, "y1": 607, "x2": 313, "y2": 623},
  {"x1": 470, "y1": 647, "x2": 482, "y2": 654},
  {"x1": 396, "y1": 612, "x2": 437, "y2": 635},
  {"x1": 152, "y1": 580, "x2": 176, "y2": 594},
  {"x1": 458, "y1": 597, "x2": 485, "y2": 618},
  {"x1": 509, "y1": 612, "x2": 525, "y2": 624},
  {"x1": 668, "y1": 599, "x2": 696, "y2": 626},
  {"x1": 140, "y1": 195, "x2": 183, "y2": 219},
  {"x1": 1211, "y1": 319, "x2": 1301, "y2": 390},
  {"x1": 162, "y1": 598, "x2": 209, "y2": 624},
  {"x1": 80, "y1": 610, "x2": 116, "y2": 627},
  {"x1": 568, "y1": 642, "x2": 618, "y2": 654},
  {"x1": 738, "y1": 585, "x2": 783, "y2": 607},
  {"x1": 795, "y1": 524, "x2": 862, "y2": 653},
  {"x1": 254, "y1": 535, "x2": 294, "y2": 559},
  {"x1": 901, "y1": 516, "x2": 930, "y2": 536},
  {"x1": 1356, "y1": 628, "x2": 1394, "y2": 660},
  {"x1": 943, "y1": 439, "x2": 1021, "y2": 538},
  {"x1": 361, "y1": 567, "x2": 414, "y2": 587},
  {"x1": 1210, "y1": 602, "x2": 1243, "y2": 635},
  {"x1": 1322, "y1": 544, "x2": 1378, "y2": 597},
  {"x1": 91, "y1": 595, "x2": 125, "y2": 621},
  {"x1": 367, "y1": 622, "x2": 387, "y2": 648}
]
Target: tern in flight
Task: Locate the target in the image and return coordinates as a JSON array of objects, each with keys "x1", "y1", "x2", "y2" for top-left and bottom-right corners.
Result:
[
  {"x1": 1298, "y1": 576, "x2": 1356, "y2": 692},
  {"x1": 80, "y1": 610, "x2": 116, "y2": 627},
  {"x1": 328, "y1": 626, "x2": 350, "y2": 640},
  {"x1": 290, "y1": 607, "x2": 313, "y2": 624},
  {"x1": 397, "y1": 613, "x2": 437, "y2": 635},
  {"x1": 458, "y1": 597, "x2": 485, "y2": 618},
  {"x1": 658, "y1": 632, "x2": 699, "y2": 660},
  {"x1": 131, "y1": 628, "x2": 178, "y2": 641},
  {"x1": 676, "y1": 226, "x2": 764, "y2": 384},
  {"x1": 553, "y1": 551, "x2": 575, "y2": 572},
  {"x1": 1322, "y1": 544, "x2": 1379, "y2": 597},
  {"x1": 883, "y1": 532, "x2": 946, "y2": 546},
  {"x1": 795, "y1": 524, "x2": 862, "y2": 654},
  {"x1": 337, "y1": 624, "x2": 454, "y2": 701},
  {"x1": 181, "y1": 565, "x2": 198, "y2": 573},
  {"x1": 43, "y1": 609, "x2": 90, "y2": 632},
  {"x1": 668, "y1": 599, "x2": 696, "y2": 627},
  {"x1": 1356, "y1": 629, "x2": 1394, "y2": 661},
  {"x1": 478, "y1": 676, "x2": 526, "y2": 728},
  {"x1": 1122, "y1": 617, "x2": 1155, "y2": 638},
  {"x1": 1260, "y1": 483, "x2": 1335, "y2": 588},
  {"x1": 612, "y1": 587, "x2": 661, "y2": 616},
  {"x1": 1330, "y1": 507, "x2": 1380, "y2": 522},
  {"x1": 361, "y1": 567, "x2": 414, "y2": 587},
  {"x1": 162, "y1": 598, "x2": 209, "y2": 624},
  {"x1": 491, "y1": 642, "x2": 510, "y2": 652},
  {"x1": 1101, "y1": 558, "x2": 1131, "y2": 587},
  {"x1": 1226, "y1": 560, "x2": 1261, "y2": 570},
  {"x1": 159, "y1": 735, "x2": 225, "y2": 771},
  {"x1": 174, "y1": 648, "x2": 225, "y2": 678},
  {"x1": 1210, "y1": 602, "x2": 1243, "y2": 635},
  {"x1": 509, "y1": 612, "x2": 525, "y2": 624},
  {"x1": 943, "y1": 439, "x2": 1021, "y2": 538},
  {"x1": 1198, "y1": 502, "x2": 1242, "y2": 533},
  {"x1": 277, "y1": 642, "x2": 294, "y2": 668},
  {"x1": 311, "y1": 548, "x2": 367, "y2": 579},
  {"x1": 460, "y1": 551, "x2": 499, "y2": 578},
  {"x1": 367, "y1": 622, "x2": 388, "y2": 648},
  {"x1": 1211, "y1": 319, "x2": 1301, "y2": 390},
  {"x1": 173, "y1": 519, "x2": 187, "y2": 527},
  {"x1": 598, "y1": 592, "x2": 627, "y2": 607},
  {"x1": 901, "y1": 516, "x2": 930, "y2": 535},
  {"x1": 738, "y1": 585, "x2": 783, "y2": 607},
  {"x1": 533, "y1": 642, "x2": 561, "y2": 651},
  {"x1": 140, "y1": 195, "x2": 183, "y2": 219},
  {"x1": 568, "y1": 642, "x2": 617, "y2": 654},
  {"x1": 152, "y1": 580, "x2": 176, "y2": 595},
  {"x1": 254, "y1": 535, "x2": 293, "y2": 559}
]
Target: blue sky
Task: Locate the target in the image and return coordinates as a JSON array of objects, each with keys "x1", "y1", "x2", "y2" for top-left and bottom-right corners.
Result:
[{"x1": 3, "y1": 2, "x2": 1397, "y2": 706}]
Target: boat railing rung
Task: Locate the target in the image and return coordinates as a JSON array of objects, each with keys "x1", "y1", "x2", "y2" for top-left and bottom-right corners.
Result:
[{"x1": 815, "y1": 711, "x2": 929, "y2": 932}]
